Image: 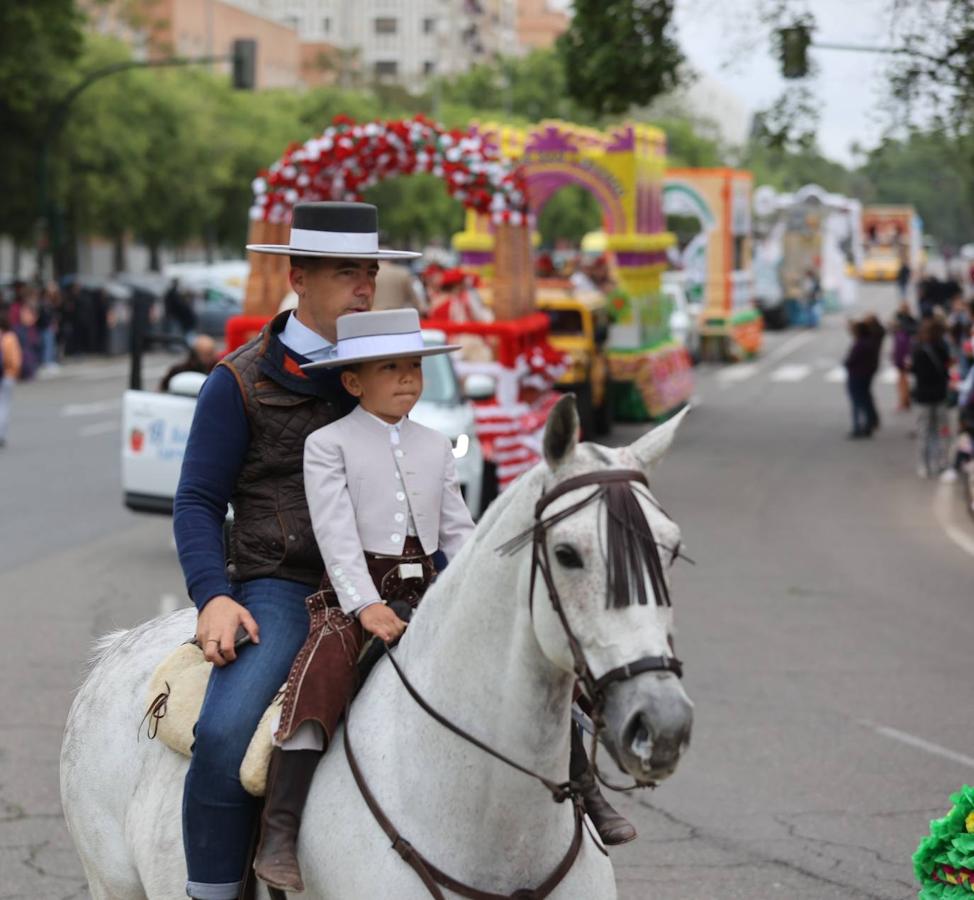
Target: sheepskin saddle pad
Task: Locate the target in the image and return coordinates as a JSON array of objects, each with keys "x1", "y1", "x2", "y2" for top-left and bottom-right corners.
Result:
[{"x1": 142, "y1": 642, "x2": 280, "y2": 797}]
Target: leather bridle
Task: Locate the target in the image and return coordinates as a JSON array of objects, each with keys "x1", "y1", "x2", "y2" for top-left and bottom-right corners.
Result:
[
  {"x1": 342, "y1": 467, "x2": 684, "y2": 900},
  {"x1": 502, "y1": 468, "x2": 683, "y2": 724}
]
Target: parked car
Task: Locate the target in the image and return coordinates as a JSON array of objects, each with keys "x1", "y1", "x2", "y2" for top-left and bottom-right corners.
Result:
[{"x1": 121, "y1": 329, "x2": 487, "y2": 518}]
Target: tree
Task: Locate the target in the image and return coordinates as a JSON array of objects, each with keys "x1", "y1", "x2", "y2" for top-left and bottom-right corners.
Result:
[
  {"x1": 556, "y1": 0, "x2": 686, "y2": 116},
  {"x1": 0, "y1": 1, "x2": 84, "y2": 246}
]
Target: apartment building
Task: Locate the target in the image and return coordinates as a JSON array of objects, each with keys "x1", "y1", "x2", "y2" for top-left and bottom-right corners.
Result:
[{"x1": 230, "y1": 0, "x2": 519, "y2": 87}]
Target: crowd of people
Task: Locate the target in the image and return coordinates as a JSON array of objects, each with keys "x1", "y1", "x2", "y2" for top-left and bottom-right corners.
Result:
[{"x1": 846, "y1": 272, "x2": 974, "y2": 489}]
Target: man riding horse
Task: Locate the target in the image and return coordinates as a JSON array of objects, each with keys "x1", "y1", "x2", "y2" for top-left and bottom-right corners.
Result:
[{"x1": 174, "y1": 201, "x2": 634, "y2": 900}]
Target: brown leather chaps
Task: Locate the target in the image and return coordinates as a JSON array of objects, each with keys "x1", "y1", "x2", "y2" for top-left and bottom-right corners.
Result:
[{"x1": 275, "y1": 537, "x2": 434, "y2": 748}]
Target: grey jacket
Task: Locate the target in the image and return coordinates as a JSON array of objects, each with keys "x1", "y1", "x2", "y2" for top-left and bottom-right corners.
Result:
[{"x1": 304, "y1": 405, "x2": 474, "y2": 614}]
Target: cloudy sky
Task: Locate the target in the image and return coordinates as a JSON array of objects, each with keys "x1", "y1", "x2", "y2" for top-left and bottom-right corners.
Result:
[{"x1": 552, "y1": 0, "x2": 904, "y2": 165}]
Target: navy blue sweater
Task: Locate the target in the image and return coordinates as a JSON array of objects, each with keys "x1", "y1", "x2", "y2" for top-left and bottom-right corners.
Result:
[{"x1": 173, "y1": 365, "x2": 250, "y2": 609}]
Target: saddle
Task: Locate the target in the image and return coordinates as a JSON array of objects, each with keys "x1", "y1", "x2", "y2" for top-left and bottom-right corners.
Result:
[{"x1": 142, "y1": 641, "x2": 281, "y2": 797}]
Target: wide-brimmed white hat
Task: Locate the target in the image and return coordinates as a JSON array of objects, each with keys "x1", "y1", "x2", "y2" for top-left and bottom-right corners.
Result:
[
  {"x1": 300, "y1": 309, "x2": 461, "y2": 371},
  {"x1": 247, "y1": 201, "x2": 420, "y2": 260}
]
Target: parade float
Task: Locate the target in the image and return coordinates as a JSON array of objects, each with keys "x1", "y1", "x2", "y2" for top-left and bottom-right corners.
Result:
[
  {"x1": 663, "y1": 168, "x2": 762, "y2": 360},
  {"x1": 860, "y1": 204, "x2": 923, "y2": 281},
  {"x1": 751, "y1": 184, "x2": 863, "y2": 327},
  {"x1": 452, "y1": 120, "x2": 693, "y2": 422},
  {"x1": 238, "y1": 114, "x2": 693, "y2": 492}
]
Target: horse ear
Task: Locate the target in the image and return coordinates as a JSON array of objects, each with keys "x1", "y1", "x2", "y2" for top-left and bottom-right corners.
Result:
[
  {"x1": 629, "y1": 405, "x2": 690, "y2": 474},
  {"x1": 543, "y1": 393, "x2": 580, "y2": 469}
]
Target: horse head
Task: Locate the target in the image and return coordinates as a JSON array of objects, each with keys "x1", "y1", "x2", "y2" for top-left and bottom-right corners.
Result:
[{"x1": 513, "y1": 394, "x2": 694, "y2": 786}]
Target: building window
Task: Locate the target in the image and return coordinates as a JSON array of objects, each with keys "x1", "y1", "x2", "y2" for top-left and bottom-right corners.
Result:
[
  {"x1": 423, "y1": 60, "x2": 435, "y2": 75},
  {"x1": 374, "y1": 60, "x2": 398, "y2": 78},
  {"x1": 422, "y1": 17, "x2": 436, "y2": 35},
  {"x1": 374, "y1": 17, "x2": 398, "y2": 35},
  {"x1": 322, "y1": 17, "x2": 331, "y2": 34}
]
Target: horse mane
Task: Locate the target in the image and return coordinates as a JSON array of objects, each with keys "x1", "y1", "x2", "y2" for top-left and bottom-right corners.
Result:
[
  {"x1": 496, "y1": 442, "x2": 671, "y2": 610},
  {"x1": 86, "y1": 629, "x2": 129, "y2": 672}
]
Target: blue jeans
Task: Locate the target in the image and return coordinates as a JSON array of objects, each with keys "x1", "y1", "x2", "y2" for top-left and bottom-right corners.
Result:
[
  {"x1": 847, "y1": 376, "x2": 875, "y2": 435},
  {"x1": 183, "y1": 578, "x2": 312, "y2": 900}
]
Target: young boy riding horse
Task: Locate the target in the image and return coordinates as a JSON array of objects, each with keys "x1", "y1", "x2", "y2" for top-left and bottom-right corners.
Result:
[{"x1": 174, "y1": 201, "x2": 634, "y2": 900}]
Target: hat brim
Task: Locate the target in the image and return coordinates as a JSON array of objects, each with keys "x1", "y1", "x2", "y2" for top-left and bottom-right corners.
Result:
[
  {"x1": 300, "y1": 343, "x2": 463, "y2": 371},
  {"x1": 246, "y1": 244, "x2": 420, "y2": 260}
]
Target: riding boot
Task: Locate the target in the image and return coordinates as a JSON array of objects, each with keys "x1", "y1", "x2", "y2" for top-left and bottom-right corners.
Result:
[
  {"x1": 253, "y1": 748, "x2": 321, "y2": 892},
  {"x1": 569, "y1": 721, "x2": 637, "y2": 846}
]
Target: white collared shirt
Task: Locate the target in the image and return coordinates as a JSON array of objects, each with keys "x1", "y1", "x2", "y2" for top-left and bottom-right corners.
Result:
[{"x1": 279, "y1": 311, "x2": 335, "y2": 362}]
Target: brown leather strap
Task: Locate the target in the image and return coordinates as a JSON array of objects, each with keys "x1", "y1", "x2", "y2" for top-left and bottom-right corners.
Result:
[{"x1": 343, "y1": 708, "x2": 588, "y2": 900}]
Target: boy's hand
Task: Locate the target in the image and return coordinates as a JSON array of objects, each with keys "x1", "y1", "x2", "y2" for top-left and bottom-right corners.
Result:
[{"x1": 359, "y1": 603, "x2": 407, "y2": 643}]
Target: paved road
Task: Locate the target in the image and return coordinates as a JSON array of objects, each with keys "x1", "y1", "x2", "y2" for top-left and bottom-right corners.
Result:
[{"x1": 1, "y1": 284, "x2": 972, "y2": 899}]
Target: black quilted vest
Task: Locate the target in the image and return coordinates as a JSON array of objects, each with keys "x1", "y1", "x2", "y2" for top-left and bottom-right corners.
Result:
[{"x1": 220, "y1": 311, "x2": 355, "y2": 587}]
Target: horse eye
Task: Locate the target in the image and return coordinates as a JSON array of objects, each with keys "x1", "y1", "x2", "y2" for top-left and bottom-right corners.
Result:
[{"x1": 554, "y1": 544, "x2": 584, "y2": 569}]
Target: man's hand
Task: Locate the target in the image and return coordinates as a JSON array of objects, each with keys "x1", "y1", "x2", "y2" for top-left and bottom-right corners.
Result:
[
  {"x1": 196, "y1": 595, "x2": 260, "y2": 667},
  {"x1": 359, "y1": 603, "x2": 407, "y2": 644}
]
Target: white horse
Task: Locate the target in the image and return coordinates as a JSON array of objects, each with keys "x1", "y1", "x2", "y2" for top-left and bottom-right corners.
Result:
[{"x1": 61, "y1": 396, "x2": 694, "y2": 899}]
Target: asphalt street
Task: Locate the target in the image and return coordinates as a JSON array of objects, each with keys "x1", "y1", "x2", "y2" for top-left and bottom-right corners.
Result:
[{"x1": 1, "y1": 282, "x2": 972, "y2": 899}]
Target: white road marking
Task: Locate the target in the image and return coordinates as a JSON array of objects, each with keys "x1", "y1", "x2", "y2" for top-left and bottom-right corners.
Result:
[
  {"x1": 716, "y1": 363, "x2": 759, "y2": 385},
  {"x1": 61, "y1": 398, "x2": 120, "y2": 417},
  {"x1": 159, "y1": 594, "x2": 181, "y2": 615},
  {"x1": 879, "y1": 366, "x2": 898, "y2": 385},
  {"x1": 78, "y1": 419, "x2": 119, "y2": 437},
  {"x1": 862, "y1": 720, "x2": 974, "y2": 769},
  {"x1": 770, "y1": 364, "x2": 811, "y2": 383},
  {"x1": 825, "y1": 366, "x2": 846, "y2": 384},
  {"x1": 934, "y1": 483, "x2": 974, "y2": 558},
  {"x1": 762, "y1": 331, "x2": 815, "y2": 364}
]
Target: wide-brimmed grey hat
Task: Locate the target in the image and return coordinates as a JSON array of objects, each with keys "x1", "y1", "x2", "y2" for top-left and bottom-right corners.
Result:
[
  {"x1": 300, "y1": 309, "x2": 461, "y2": 371},
  {"x1": 247, "y1": 201, "x2": 420, "y2": 260}
]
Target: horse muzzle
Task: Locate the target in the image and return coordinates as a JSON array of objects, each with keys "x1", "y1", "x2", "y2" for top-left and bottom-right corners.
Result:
[{"x1": 599, "y1": 671, "x2": 693, "y2": 785}]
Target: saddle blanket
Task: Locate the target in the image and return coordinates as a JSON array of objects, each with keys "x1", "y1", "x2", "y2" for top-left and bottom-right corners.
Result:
[{"x1": 143, "y1": 642, "x2": 279, "y2": 797}]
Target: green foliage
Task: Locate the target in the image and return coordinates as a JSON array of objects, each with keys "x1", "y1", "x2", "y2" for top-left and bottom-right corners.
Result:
[
  {"x1": 537, "y1": 185, "x2": 603, "y2": 248},
  {"x1": 363, "y1": 175, "x2": 465, "y2": 247},
  {"x1": 857, "y1": 129, "x2": 974, "y2": 249},
  {"x1": 556, "y1": 0, "x2": 685, "y2": 116},
  {"x1": 0, "y1": 0, "x2": 84, "y2": 244}
]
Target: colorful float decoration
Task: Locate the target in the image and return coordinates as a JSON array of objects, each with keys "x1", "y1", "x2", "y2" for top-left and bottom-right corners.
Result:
[
  {"x1": 664, "y1": 168, "x2": 762, "y2": 360},
  {"x1": 240, "y1": 115, "x2": 695, "y2": 493},
  {"x1": 915, "y1": 785, "x2": 974, "y2": 897},
  {"x1": 453, "y1": 120, "x2": 694, "y2": 420}
]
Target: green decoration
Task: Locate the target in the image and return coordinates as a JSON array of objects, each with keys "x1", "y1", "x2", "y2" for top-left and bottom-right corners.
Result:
[{"x1": 915, "y1": 785, "x2": 974, "y2": 898}]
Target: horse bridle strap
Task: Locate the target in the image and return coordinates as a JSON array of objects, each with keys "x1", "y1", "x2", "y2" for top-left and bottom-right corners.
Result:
[
  {"x1": 594, "y1": 654, "x2": 683, "y2": 692},
  {"x1": 343, "y1": 701, "x2": 589, "y2": 900}
]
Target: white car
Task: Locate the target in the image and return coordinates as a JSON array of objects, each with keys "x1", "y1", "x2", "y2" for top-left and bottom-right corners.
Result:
[{"x1": 122, "y1": 331, "x2": 487, "y2": 519}]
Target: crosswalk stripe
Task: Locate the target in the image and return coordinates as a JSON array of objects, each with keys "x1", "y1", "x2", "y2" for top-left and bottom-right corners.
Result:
[
  {"x1": 825, "y1": 366, "x2": 846, "y2": 384},
  {"x1": 716, "y1": 363, "x2": 759, "y2": 384},
  {"x1": 770, "y1": 364, "x2": 811, "y2": 383},
  {"x1": 879, "y1": 367, "x2": 898, "y2": 385}
]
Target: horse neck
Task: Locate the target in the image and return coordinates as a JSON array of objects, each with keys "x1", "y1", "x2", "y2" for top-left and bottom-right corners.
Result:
[{"x1": 398, "y1": 485, "x2": 575, "y2": 782}]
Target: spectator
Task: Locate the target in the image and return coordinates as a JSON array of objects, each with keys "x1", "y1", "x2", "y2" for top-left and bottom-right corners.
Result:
[
  {"x1": 37, "y1": 281, "x2": 61, "y2": 371},
  {"x1": 164, "y1": 278, "x2": 197, "y2": 338},
  {"x1": 14, "y1": 302, "x2": 41, "y2": 380},
  {"x1": 947, "y1": 295, "x2": 972, "y2": 378},
  {"x1": 891, "y1": 301, "x2": 918, "y2": 412},
  {"x1": 910, "y1": 317, "x2": 952, "y2": 478},
  {"x1": 0, "y1": 307, "x2": 23, "y2": 448},
  {"x1": 159, "y1": 335, "x2": 219, "y2": 392},
  {"x1": 862, "y1": 313, "x2": 886, "y2": 433},
  {"x1": 372, "y1": 260, "x2": 427, "y2": 315},
  {"x1": 844, "y1": 319, "x2": 875, "y2": 439},
  {"x1": 895, "y1": 257, "x2": 911, "y2": 302}
]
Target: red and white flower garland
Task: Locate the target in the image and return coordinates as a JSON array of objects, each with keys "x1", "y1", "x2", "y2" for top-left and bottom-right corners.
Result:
[{"x1": 250, "y1": 114, "x2": 530, "y2": 226}]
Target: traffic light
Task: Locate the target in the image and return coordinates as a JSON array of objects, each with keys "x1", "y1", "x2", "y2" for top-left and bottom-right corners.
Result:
[
  {"x1": 232, "y1": 39, "x2": 257, "y2": 90},
  {"x1": 778, "y1": 25, "x2": 811, "y2": 79}
]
